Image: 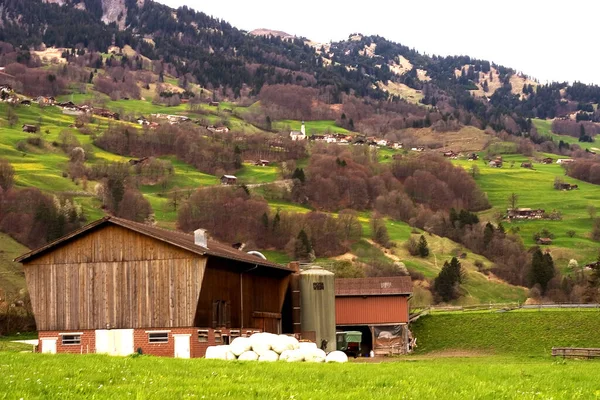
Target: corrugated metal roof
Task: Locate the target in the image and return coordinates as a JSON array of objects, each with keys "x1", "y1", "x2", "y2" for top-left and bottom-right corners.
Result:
[
  {"x1": 15, "y1": 216, "x2": 290, "y2": 271},
  {"x1": 335, "y1": 277, "x2": 413, "y2": 296}
]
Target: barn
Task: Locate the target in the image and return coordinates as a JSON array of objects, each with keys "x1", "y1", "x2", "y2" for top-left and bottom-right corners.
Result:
[
  {"x1": 335, "y1": 277, "x2": 413, "y2": 356},
  {"x1": 16, "y1": 216, "x2": 294, "y2": 358}
]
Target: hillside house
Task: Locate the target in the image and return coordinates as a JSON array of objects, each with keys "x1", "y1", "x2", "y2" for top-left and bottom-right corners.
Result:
[
  {"x1": 506, "y1": 208, "x2": 545, "y2": 220},
  {"x1": 377, "y1": 139, "x2": 388, "y2": 147},
  {"x1": 335, "y1": 277, "x2": 413, "y2": 356},
  {"x1": 35, "y1": 96, "x2": 55, "y2": 105},
  {"x1": 390, "y1": 142, "x2": 403, "y2": 150},
  {"x1": 137, "y1": 116, "x2": 150, "y2": 125},
  {"x1": 536, "y1": 238, "x2": 553, "y2": 245},
  {"x1": 20, "y1": 99, "x2": 31, "y2": 106},
  {"x1": 94, "y1": 108, "x2": 119, "y2": 120},
  {"x1": 468, "y1": 153, "x2": 479, "y2": 161},
  {"x1": 220, "y1": 175, "x2": 237, "y2": 185},
  {"x1": 207, "y1": 125, "x2": 229, "y2": 134},
  {"x1": 209, "y1": 101, "x2": 219, "y2": 107},
  {"x1": 16, "y1": 216, "x2": 295, "y2": 358},
  {"x1": 520, "y1": 162, "x2": 533, "y2": 169},
  {"x1": 22, "y1": 124, "x2": 38, "y2": 133},
  {"x1": 541, "y1": 157, "x2": 553, "y2": 164},
  {"x1": 557, "y1": 159, "x2": 574, "y2": 164},
  {"x1": 555, "y1": 183, "x2": 578, "y2": 191},
  {"x1": 254, "y1": 160, "x2": 270, "y2": 167},
  {"x1": 488, "y1": 160, "x2": 502, "y2": 168},
  {"x1": 443, "y1": 151, "x2": 458, "y2": 159},
  {"x1": 411, "y1": 147, "x2": 425, "y2": 152}
]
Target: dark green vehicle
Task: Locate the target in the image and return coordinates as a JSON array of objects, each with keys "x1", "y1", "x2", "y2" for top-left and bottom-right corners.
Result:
[{"x1": 336, "y1": 331, "x2": 362, "y2": 357}]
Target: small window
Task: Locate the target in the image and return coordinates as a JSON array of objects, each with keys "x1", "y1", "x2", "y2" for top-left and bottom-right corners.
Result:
[
  {"x1": 230, "y1": 330, "x2": 240, "y2": 339},
  {"x1": 245, "y1": 330, "x2": 253, "y2": 337},
  {"x1": 61, "y1": 334, "x2": 81, "y2": 345},
  {"x1": 198, "y1": 330, "x2": 209, "y2": 343},
  {"x1": 214, "y1": 330, "x2": 222, "y2": 343},
  {"x1": 148, "y1": 332, "x2": 169, "y2": 344}
]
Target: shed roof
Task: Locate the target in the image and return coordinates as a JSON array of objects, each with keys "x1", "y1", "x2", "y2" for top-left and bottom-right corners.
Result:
[
  {"x1": 335, "y1": 277, "x2": 413, "y2": 296},
  {"x1": 15, "y1": 216, "x2": 290, "y2": 271}
]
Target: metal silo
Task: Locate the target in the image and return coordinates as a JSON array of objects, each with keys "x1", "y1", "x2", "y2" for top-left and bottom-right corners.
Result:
[{"x1": 299, "y1": 265, "x2": 336, "y2": 352}]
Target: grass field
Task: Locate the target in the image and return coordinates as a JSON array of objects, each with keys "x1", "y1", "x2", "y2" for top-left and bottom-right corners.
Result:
[
  {"x1": 0, "y1": 352, "x2": 598, "y2": 399},
  {"x1": 273, "y1": 119, "x2": 352, "y2": 135},
  {"x1": 0, "y1": 233, "x2": 29, "y2": 294},
  {"x1": 454, "y1": 153, "x2": 600, "y2": 265},
  {"x1": 533, "y1": 118, "x2": 600, "y2": 152},
  {"x1": 411, "y1": 309, "x2": 600, "y2": 356}
]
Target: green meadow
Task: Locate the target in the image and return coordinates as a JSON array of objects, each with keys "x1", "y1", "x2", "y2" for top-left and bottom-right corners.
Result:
[
  {"x1": 2, "y1": 310, "x2": 600, "y2": 399},
  {"x1": 274, "y1": 119, "x2": 352, "y2": 135},
  {"x1": 455, "y1": 154, "x2": 600, "y2": 264},
  {"x1": 533, "y1": 118, "x2": 600, "y2": 152}
]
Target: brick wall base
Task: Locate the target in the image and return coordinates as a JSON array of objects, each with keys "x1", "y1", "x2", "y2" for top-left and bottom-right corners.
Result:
[{"x1": 38, "y1": 327, "x2": 262, "y2": 358}]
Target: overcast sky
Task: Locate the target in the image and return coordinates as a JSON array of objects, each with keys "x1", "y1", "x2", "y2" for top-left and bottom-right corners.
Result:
[{"x1": 157, "y1": 0, "x2": 599, "y2": 85}]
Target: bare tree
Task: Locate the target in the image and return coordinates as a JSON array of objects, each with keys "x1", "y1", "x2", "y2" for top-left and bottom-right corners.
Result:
[{"x1": 508, "y1": 192, "x2": 519, "y2": 209}]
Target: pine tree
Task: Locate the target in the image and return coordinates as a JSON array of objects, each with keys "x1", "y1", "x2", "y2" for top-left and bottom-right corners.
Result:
[
  {"x1": 529, "y1": 248, "x2": 555, "y2": 294},
  {"x1": 417, "y1": 235, "x2": 429, "y2": 257},
  {"x1": 433, "y1": 257, "x2": 464, "y2": 302},
  {"x1": 294, "y1": 229, "x2": 313, "y2": 261}
]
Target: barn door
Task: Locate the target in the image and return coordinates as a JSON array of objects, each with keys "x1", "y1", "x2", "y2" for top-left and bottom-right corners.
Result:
[
  {"x1": 95, "y1": 330, "x2": 114, "y2": 354},
  {"x1": 173, "y1": 334, "x2": 191, "y2": 358},
  {"x1": 41, "y1": 338, "x2": 57, "y2": 354}
]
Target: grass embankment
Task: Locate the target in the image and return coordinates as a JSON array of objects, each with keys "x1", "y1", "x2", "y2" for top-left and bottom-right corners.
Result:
[
  {"x1": 533, "y1": 118, "x2": 600, "y2": 152},
  {"x1": 411, "y1": 309, "x2": 600, "y2": 356},
  {"x1": 0, "y1": 233, "x2": 29, "y2": 293},
  {"x1": 455, "y1": 153, "x2": 600, "y2": 265},
  {"x1": 0, "y1": 352, "x2": 597, "y2": 399}
]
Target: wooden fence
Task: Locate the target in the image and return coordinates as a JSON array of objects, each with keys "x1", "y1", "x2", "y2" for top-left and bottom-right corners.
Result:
[{"x1": 552, "y1": 347, "x2": 600, "y2": 359}]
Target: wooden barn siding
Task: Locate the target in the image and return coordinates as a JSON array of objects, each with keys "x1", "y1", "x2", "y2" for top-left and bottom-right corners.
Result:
[
  {"x1": 335, "y1": 296, "x2": 409, "y2": 325},
  {"x1": 23, "y1": 225, "x2": 207, "y2": 331},
  {"x1": 194, "y1": 264, "x2": 289, "y2": 329}
]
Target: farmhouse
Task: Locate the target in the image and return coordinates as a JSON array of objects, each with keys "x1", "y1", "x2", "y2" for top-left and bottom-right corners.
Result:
[
  {"x1": 488, "y1": 160, "x2": 502, "y2": 168},
  {"x1": 22, "y1": 124, "x2": 38, "y2": 133},
  {"x1": 94, "y1": 108, "x2": 120, "y2": 120},
  {"x1": 254, "y1": 159, "x2": 270, "y2": 167},
  {"x1": 506, "y1": 208, "x2": 545, "y2": 220},
  {"x1": 541, "y1": 157, "x2": 553, "y2": 164},
  {"x1": 220, "y1": 175, "x2": 237, "y2": 185},
  {"x1": 536, "y1": 238, "x2": 553, "y2": 245},
  {"x1": 556, "y1": 159, "x2": 574, "y2": 164},
  {"x1": 555, "y1": 182, "x2": 578, "y2": 191},
  {"x1": 335, "y1": 277, "x2": 413, "y2": 356},
  {"x1": 442, "y1": 151, "x2": 458, "y2": 159},
  {"x1": 16, "y1": 217, "x2": 295, "y2": 358},
  {"x1": 468, "y1": 153, "x2": 479, "y2": 161},
  {"x1": 520, "y1": 162, "x2": 533, "y2": 169}
]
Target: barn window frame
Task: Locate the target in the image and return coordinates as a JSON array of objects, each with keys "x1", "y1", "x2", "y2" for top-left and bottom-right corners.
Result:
[
  {"x1": 214, "y1": 330, "x2": 222, "y2": 343},
  {"x1": 60, "y1": 333, "x2": 82, "y2": 345},
  {"x1": 147, "y1": 331, "x2": 169, "y2": 344},
  {"x1": 198, "y1": 330, "x2": 209, "y2": 343}
]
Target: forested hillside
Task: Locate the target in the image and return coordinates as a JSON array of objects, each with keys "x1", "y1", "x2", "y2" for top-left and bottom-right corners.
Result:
[{"x1": 0, "y1": 0, "x2": 600, "y2": 307}]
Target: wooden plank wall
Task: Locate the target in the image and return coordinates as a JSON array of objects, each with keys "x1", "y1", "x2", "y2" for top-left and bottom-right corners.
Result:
[
  {"x1": 194, "y1": 264, "x2": 288, "y2": 330},
  {"x1": 23, "y1": 225, "x2": 207, "y2": 331}
]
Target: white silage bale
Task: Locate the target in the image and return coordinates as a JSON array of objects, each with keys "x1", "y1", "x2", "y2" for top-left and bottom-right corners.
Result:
[
  {"x1": 249, "y1": 333, "x2": 272, "y2": 355},
  {"x1": 237, "y1": 350, "x2": 259, "y2": 361},
  {"x1": 325, "y1": 351, "x2": 348, "y2": 363},
  {"x1": 205, "y1": 345, "x2": 230, "y2": 360},
  {"x1": 279, "y1": 349, "x2": 294, "y2": 361},
  {"x1": 285, "y1": 349, "x2": 305, "y2": 362},
  {"x1": 272, "y1": 335, "x2": 294, "y2": 354},
  {"x1": 258, "y1": 350, "x2": 279, "y2": 362},
  {"x1": 225, "y1": 350, "x2": 237, "y2": 361},
  {"x1": 287, "y1": 336, "x2": 300, "y2": 350},
  {"x1": 230, "y1": 337, "x2": 252, "y2": 356},
  {"x1": 304, "y1": 348, "x2": 326, "y2": 363},
  {"x1": 298, "y1": 342, "x2": 317, "y2": 352}
]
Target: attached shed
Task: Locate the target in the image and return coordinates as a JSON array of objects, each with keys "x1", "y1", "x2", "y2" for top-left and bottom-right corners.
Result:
[
  {"x1": 16, "y1": 216, "x2": 294, "y2": 358},
  {"x1": 335, "y1": 277, "x2": 413, "y2": 356}
]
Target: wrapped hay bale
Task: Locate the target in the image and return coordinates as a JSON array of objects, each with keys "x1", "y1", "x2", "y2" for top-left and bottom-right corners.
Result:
[
  {"x1": 325, "y1": 351, "x2": 348, "y2": 363},
  {"x1": 258, "y1": 350, "x2": 279, "y2": 362},
  {"x1": 237, "y1": 351, "x2": 259, "y2": 361},
  {"x1": 249, "y1": 333, "x2": 272, "y2": 356},
  {"x1": 298, "y1": 342, "x2": 317, "y2": 352},
  {"x1": 205, "y1": 345, "x2": 231, "y2": 360},
  {"x1": 272, "y1": 335, "x2": 295, "y2": 354},
  {"x1": 284, "y1": 349, "x2": 305, "y2": 362},
  {"x1": 304, "y1": 348, "x2": 326, "y2": 363},
  {"x1": 225, "y1": 350, "x2": 237, "y2": 360},
  {"x1": 230, "y1": 337, "x2": 252, "y2": 356}
]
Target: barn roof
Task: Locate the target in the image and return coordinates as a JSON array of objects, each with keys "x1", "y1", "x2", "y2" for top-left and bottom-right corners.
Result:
[
  {"x1": 335, "y1": 277, "x2": 413, "y2": 296},
  {"x1": 15, "y1": 216, "x2": 290, "y2": 271}
]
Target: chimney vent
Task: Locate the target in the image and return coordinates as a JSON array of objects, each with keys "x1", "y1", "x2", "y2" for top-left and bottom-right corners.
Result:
[{"x1": 194, "y1": 228, "x2": 208, "y2": 248}]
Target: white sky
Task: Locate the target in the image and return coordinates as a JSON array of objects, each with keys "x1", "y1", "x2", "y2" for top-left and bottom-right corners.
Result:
[{"x1": 157, "y1": 0, "x2": 599, "y2": 85}]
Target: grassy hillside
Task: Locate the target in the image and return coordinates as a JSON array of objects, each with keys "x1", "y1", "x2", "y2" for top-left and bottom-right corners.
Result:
[
  {"x1": 455, "y1": 154, "x2": 600, "y2": 265},
  {"x1": 0, "y1": 351, "x2": 597, "y2": 399},
  {"x1": 411, "y1": 309, "x2": 600, "y2": 356},
  {"x1": 533, "y1": 118, "x2": 600, "y2": 152},
  {"x1": 0, "y1": 233, "x2": 29, "y2": 294}
]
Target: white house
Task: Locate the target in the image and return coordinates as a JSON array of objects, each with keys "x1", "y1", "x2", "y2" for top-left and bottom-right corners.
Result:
[{"x1": 290, "y1": 121, "x2": 307, "y2": 141}]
